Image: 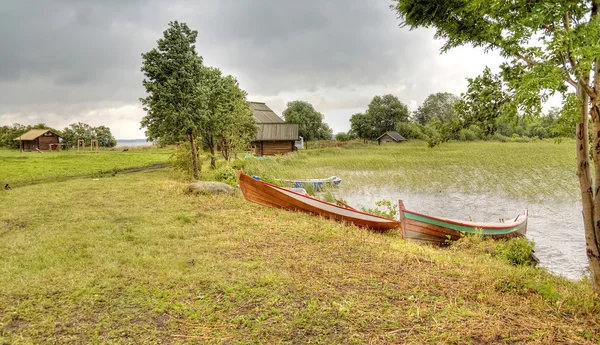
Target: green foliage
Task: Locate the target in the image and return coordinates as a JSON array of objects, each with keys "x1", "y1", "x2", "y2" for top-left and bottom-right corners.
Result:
[
  {"x1": 495, "y1": 238, "x2": 536, "y2": 266},
  {"x1": 334, "y1": 132, "x2": 355, "y2": 141},
  {"x1": 198, "y1": 68, "x2": 257, "y2": 169},
  {"x1": 0, "y1": 123, "x2": 58, "y2": 149},
  {"x1": 140, "y1": 21, "x2": 256, "y2": 174},
  {"x1": 0, "y1": 122, "x2": 116, "y2": 149},
  {"x1": 211, "y1": 165, "x2": 237, "y2": 186},
  {"x1": 140, "y1": 21, "x2": 205, "y2": 141},
  {"x1": 361, "y1": 200, "x2": 398, "y2": 219},
  {"x1": 491, "y1": 133, "x2": 509, "y2": 142},
  {"x1": 367, "y1": 94, "x2": 410, "y2": 137},
  {"x1": 212, "y1": 75, "x2": 257, "y2": 163},
  {"x1": 525, "y1": 281, "x2": 562, "y2": 304},
  {"x1": 551, "y1": 94, "x2": 580, "y2": 138},
  {"x1": 283, "y1": 101, "x2": 332, "y2": 141},
  {"x1": 455, "y1": 67, "x2": 514, "y2": 137},
  {"x1": 140, "y1": 21, "x2": 205, "y2": 176},
  {"x1": 61, "y1": 122, "x2": 117, "y2": 148},
  {"x1": 350, "y1": 95, "x2": 410, "y2": 141},
  {"x1": 168, "y1": 140, "x2": 201, "y2": 177},
  {"x1": 458, "y1": 128, "x2": 478, "y2": 141},
  {"x1": 414, "y1": 92, "x2": 460, "y2": 125},
  {"x1": 390, "y1": 1, "x2": 593, "y2": 146},
  {"x1": 349, "y1": 112, "x2": 373, "y2": 141},
  {"x1": 395, "y1": 121, "x2": 427, "y2": 140}
]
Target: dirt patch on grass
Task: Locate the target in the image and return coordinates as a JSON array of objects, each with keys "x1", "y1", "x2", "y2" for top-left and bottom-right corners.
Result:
[{"x1": 0, "y1": 220, "x2": 27, "y2": 235}]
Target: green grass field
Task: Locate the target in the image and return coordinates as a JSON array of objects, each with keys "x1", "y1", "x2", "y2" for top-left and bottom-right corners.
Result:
[
  {"x1": 1, "y1": 141, "x2": 599, "y2": 344},
  {"x1": 0, "y1": 147, "x2": 172, "y2": 187},
  {"x1": 244, "y1": 140, "x2": 578, "y2": 201}
]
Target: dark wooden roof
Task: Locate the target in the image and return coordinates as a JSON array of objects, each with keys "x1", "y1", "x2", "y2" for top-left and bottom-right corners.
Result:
[
  {"x1": 248, "y1": 102, "x2": 285, "y2": 123},
  {"x1": 256, "y1": 123, "x2": 299, "y2": 141},
  {"x1": 13, "y1": 129, "x2": 60, "y2": 141},
  {"x1": 376, "y1": 131, "x2": 406, "y2": 142}
]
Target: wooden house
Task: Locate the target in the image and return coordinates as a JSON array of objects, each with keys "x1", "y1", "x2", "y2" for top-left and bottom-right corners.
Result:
[
  {"x1": 249, "y1": 102, "x2": 299, "y2": 156},
  {"x1": 376, "y1": 131, "x2": 406, "y2": 145},
  {"x1": 14, "y1": 129, "x2": 61, "y2": 151}
]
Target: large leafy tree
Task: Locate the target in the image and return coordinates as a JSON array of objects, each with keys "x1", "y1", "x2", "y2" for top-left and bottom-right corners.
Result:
[
  {"x1": 454, "y1": 67, "x2": 515, "y2": 136},
  {"x1": 207, "y1": 72, "x2": 257, "y2": 164},
  {"x1": 282, "y1": 101, "x2": 332, "y2": 141},
  {"x1": 414, "y1": 92, "x2": 460, "y2": 125},
  {"x1": 197, "y1": 68, "x2": 257, "y2": 168},
  {"x1": 140, "y1": 21, "x2": 205, "y2": 179},
  {"x1": 349, "y1": 112, "x2": 373, "y2": 142},
  {"x1": 367, "y1": 94, "x2": 410, "y2": 136},
  {"x1": 392, "y1": 0, "x2": 600, "y2": 291}
]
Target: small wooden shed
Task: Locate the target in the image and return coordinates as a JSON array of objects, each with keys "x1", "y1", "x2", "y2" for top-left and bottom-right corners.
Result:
[
  {"x1": 14, "y1": 129, "x2": 61, "y2": 152},
  {"x1": 249, "y1": 102, "x2": 299, "y2": 156},
  {"x1": 376, "y1": 131, "x2": 406, "y2": 145}
]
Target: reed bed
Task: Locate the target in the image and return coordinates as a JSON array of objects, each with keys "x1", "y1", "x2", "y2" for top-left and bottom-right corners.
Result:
[{"x1": 243, "y1": 140, "x2": 578, "y2": 202}]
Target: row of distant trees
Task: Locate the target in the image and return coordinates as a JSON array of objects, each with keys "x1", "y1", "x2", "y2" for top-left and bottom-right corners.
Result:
[
  {"x1": 328, "y1": 85, "x2": 577, "y2": 145},
  {"x1": 0, "y1": 122, "x2": 117, "y2": 149}
]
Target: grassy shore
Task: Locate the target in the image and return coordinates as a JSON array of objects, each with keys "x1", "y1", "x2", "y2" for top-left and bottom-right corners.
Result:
[
  {"x1": 0, "y1": 147, "x2": 171, "y2": 187},
  {"x1": 244, "y1": 140, "x2": 577, "y2": 202},
  {"x1": 1, "y1": 142, "x2": 599, "y2": 344}
]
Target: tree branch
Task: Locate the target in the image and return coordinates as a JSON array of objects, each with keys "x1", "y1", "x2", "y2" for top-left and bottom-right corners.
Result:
[
  {"x1": 563, "y1": 12, "x2": 597, "y2": 99},
  {"x1": 560, "y1": 53, "x2": 578, "y2": 88}
]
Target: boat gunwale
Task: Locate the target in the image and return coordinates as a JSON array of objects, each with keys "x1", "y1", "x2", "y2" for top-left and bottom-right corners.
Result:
[
  {"x1": 400, "y1": 205, "x2": 528, "y2": 230},
  {"x1": 240, "y1": 172, "x2": 399, "y2": 223}
]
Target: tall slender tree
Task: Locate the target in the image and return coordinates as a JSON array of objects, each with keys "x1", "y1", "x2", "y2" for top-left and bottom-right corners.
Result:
[
  {"x1": 140, "y1": 21, "x2": 205, "y2": 179},
  {"x1": 392, "y1": 0, "x2": 600, "y2": 291}
]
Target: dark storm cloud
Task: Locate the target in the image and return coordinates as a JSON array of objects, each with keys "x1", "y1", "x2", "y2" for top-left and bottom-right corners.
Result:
[
  {"x1": 0, "y1": 0, "x2": 499, "y2": 136},
  {"x1": 0, "y1": 1, "x2": 431, "y2": 105}
]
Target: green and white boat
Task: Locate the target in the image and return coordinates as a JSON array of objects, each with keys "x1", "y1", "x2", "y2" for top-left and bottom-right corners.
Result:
[{"x1": 399, "y1": 200, "x2": 528, "y2": 244}]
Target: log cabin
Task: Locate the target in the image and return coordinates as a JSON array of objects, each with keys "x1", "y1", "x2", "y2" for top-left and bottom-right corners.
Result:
[
  {"x1": 14, "y1": 129, "x2": 61, "y2": 152},
  {"x1": 249, "y1": 102, "x2": 299, "y2": 156},
  {"x1": 376, "y1": 131, "x2": 406, "y2": 145}
]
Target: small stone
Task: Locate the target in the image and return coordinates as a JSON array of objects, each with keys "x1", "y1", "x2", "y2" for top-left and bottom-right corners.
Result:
[{"x1": 188, "y1": 181, "x2": 236, "y2": 195}]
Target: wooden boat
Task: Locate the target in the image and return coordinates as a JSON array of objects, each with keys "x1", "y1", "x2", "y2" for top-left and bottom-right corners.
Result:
[
  {"x1": 283, "y1": 176, "x2": 342, "y2": 189},
  {"x1": 252, "y1": 175, "x2": 341, "y2": 190},
  {"x1": 237, "y1": 171, "x2": 400, "y2": 232},
  {"x1": 399, "y1": 200, "x2": 528, "y2": 244}
]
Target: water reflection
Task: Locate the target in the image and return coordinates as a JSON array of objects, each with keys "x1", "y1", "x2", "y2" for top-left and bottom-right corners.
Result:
[{"x1": 336, "y1": 186, "x2": 588, "y2": 280}]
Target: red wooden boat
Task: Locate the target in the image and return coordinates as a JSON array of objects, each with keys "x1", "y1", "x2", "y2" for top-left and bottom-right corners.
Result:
[
  {"x1": 399, "y1": 200, "x2": 528, "y2": 244},
  {"x1": 237, "y1": 171, "x2": 401, "y2": 232}
]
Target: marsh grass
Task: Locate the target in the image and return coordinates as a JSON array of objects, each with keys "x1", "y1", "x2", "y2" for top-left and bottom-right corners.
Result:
[
  {"x1": 243, "y1": 140, "x2": 578, "y2": 202},
  {"x1": 0, "y1": 169, "x2": 599, "y2": 343},
  {"x1": 0, "y1": 147, "x2": 172, "y2": 187}
]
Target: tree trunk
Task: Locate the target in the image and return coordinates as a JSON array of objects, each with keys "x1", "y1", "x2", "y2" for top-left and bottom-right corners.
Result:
[
  {"x1": 209, "y1": 137, "x2": 216, "y2": 169},
  {"x1": 589, "y1": 98, "x2": 600, "y2": 291},
  {"x1": 188, "y1": 132, "x2": 199, "y2": 180},
  {"x1": 577, "y1": 85, "x2": 600, "y2": 291},
  {"x1": 221, "y1": 139, "x2": 230, "y2": 162}
]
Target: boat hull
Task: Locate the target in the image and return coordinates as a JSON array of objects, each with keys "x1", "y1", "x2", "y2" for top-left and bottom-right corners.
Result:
[
  {"x1": 400, "y1": 201, "x2": 528, "y2": 244},
  {"x1": 238, "y1": 171, "x2": 400, "y2": 232}
]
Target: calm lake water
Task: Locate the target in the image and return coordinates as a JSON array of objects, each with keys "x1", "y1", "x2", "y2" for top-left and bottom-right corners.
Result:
[
  {"x1": 115, "y1": 139, "x2": 153, "y2": 147},
  {"x1": 336, "y1": 186, "x2": 588, "y2": 280}
]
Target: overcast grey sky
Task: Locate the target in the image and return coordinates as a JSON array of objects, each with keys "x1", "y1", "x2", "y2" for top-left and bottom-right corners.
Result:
[{"x1": 0, "y1": 0, "x2": 506, "y2": 139}]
